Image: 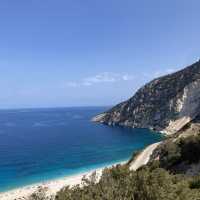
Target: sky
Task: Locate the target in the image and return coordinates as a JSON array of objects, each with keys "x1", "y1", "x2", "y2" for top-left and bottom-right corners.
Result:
[{"x1": 0, "y1": 0, "x2": 200, "y2": 108}]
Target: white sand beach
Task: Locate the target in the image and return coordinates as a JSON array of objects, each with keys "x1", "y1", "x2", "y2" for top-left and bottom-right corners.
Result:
[
  {"x1": 0, "y1": 169, "x2": 103, "y2": 200},
  {"x1": 130, "y1": 142, "x2": 162, "y2": 171},
  {"x1": 0, "y1": 161, "x2": 126, "y2": 200},
  {"x1": 0, "y1": 142, "x2": 162, "y2": 200}
]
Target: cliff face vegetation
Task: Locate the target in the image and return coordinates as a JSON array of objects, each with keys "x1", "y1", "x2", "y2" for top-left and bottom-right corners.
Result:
[
  {"x1": 55, "y1": 135, "x2": 200, "y2": 200},
  {"x1": 150, "y1": 134, "x2": 200, "y2": 175},
  {"x1": 93, "y1": 60, "x2": 200, "y2": 135}
]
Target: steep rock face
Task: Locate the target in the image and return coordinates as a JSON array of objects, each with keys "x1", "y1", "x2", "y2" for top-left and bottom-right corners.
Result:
[{"x1": 93, "y1": 60, "x2": 200, "y2": 135}]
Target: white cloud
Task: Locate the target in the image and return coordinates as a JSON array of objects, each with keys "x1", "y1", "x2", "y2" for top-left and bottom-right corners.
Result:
[
  {"x1": 65, "y1": 81, "x2": 79, "y2": 87},
  {"x1": 143, "y1": 68, "x2": 177, "y2": 80},
  {"x1": 122, "y1": 74, "x2": 135, "y2": 81},
  {"x1": 83, "y1": 72, "x2": 120, "y2": 84},
  {"x1": 63, "y1": 68, "x2": 178, "y2": 88},
  {"x1": 154, "y1": 68, "x2": 176, "y2": 77},
  {"x1": 64, "y1": 72, "x2": 135, "y2": 87}
]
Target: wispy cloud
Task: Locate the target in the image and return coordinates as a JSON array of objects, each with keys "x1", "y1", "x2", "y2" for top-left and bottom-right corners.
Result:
[
  {"x1": 143, "y1": 68, "x2": 177, "y2": 80},
  {"x1": 65, "y1": 82, "x2": 80, "y2": 87},
  {"x1": 63, "y1": 68, "x2": 178, "y2": 88},
  {"x1": 153, "y1": 68, "x2": 176, "y2": 78},
  {"x1": 63, "y1": 72, "x2": 135, "y2": 87}
]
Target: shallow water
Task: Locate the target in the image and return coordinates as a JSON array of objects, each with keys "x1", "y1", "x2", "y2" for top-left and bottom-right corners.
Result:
[{"x1": 0, "y1": 107, "x2": 163, "y2": 192}]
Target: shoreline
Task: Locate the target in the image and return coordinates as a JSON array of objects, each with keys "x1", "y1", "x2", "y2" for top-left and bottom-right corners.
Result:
[
  {"x1": 0, "y1": 139, "x2": 163, "y2": 200},
  {"x1": 0, "y1": 160, "x2": 127, "y2": 200},
  {"x1": 130, "y1": 141, "x2": 162, "y2": 170}
]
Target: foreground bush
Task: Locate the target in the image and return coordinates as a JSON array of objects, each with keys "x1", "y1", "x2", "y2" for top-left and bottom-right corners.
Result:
[
  {"x1": 55, "y1": 164, "x2": 200, "y2": 200},
  {"x1": 55, "y1": 135, "x2": 200, "y2": 200},
  {"x1": 158, "y1": 134, "x2": 200, "y2": 171}
]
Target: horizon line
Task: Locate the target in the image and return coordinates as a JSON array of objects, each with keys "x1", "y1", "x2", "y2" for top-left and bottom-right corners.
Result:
[{"x1": 0, "y1": 105, "x2": 112, "y2": 111}]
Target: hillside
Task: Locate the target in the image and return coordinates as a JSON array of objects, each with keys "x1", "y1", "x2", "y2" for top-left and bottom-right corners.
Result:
[
  {"x1": 55, "y1": 134, "x2": 200, "y2": 200},
  {"x1": 93, "y1": 60, "x2": 200, "y2": 135}
]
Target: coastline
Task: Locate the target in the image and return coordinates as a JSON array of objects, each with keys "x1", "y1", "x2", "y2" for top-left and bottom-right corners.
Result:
[
  {"x1": 0, "y1": 138, "x2": 162, "y2": 200},
  {"x1": 0, "y1": 139, "x2": 164, "y2": 200},
  {"x1": 130, "y1": 141, "x2": 162, "y2": 170},
  {"x1": 0, "y1": 160, "x2": 127, "y2": 200}
]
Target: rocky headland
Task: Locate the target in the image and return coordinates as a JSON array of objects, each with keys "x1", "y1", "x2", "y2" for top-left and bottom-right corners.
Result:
[{"x1": 93, "y1": 60, "x2": 200, "y2": 135}]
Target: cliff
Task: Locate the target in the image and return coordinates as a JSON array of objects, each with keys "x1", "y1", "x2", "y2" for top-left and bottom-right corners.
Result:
[{"x1": 93, "y1": 60, "x2": 200, "y2": 135}]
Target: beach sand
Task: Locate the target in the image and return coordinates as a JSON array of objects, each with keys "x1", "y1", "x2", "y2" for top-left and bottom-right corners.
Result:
[
  {"x1": 130, "y1": 142, "x2": 162, "y2": 171},
  {"x1": 0, "y1": 161, "x2": 126, "y2": 200},
  {"x1": 0, "y1": 141, "x2": 162, "y2": 200}
]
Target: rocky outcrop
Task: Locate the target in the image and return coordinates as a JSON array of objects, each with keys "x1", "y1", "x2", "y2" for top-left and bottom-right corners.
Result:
[{"x1": 93, "y1": 60, "x2": 200, "y2": 135}]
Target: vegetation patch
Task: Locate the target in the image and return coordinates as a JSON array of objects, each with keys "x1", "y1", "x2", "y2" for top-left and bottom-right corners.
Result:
[{"x1": 54, "y1": 135, "x2": 200, "y2": 200}]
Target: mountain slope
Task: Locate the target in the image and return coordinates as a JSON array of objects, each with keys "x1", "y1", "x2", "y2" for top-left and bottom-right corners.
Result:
[{"x1": 93, "y1": 60, "x2": 200, "y2": 135}]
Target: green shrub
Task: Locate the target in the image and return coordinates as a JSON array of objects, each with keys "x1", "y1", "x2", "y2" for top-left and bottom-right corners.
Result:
[
  {"x1": 55, "y1": 135, "x2": 200, "y2": 200},
  {"x1": 55, "y1": 164, "x2": 200, "y2": 200},
  {"x1": 159, "y1": 141, "x2": 181, "y2": 169},
  {"x1": 190, "y1": 176, "x2": 200, "y2": 189},
  {"x1": 179, "y1": 135, "x2": 200, "y2": 163}
]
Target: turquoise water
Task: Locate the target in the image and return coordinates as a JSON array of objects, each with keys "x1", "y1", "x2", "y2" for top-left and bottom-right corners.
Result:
[{"x1": 0, "y1": 107, "x2": 163, "y2": 192}]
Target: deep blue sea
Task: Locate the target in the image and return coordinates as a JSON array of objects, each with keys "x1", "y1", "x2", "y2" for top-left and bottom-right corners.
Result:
[{"x1": 0, "y1": 107, "x2": 163, "y2": 192}]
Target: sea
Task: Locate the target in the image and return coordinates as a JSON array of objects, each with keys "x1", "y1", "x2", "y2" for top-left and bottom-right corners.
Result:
[{"x1": 0, "y1": 107, "x2": 163, "y2": 192}]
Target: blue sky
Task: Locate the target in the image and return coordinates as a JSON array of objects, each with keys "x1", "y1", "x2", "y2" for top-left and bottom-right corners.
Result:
[{"x1": 0, "y1": 0, "x2": 200, "y2": 108}]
